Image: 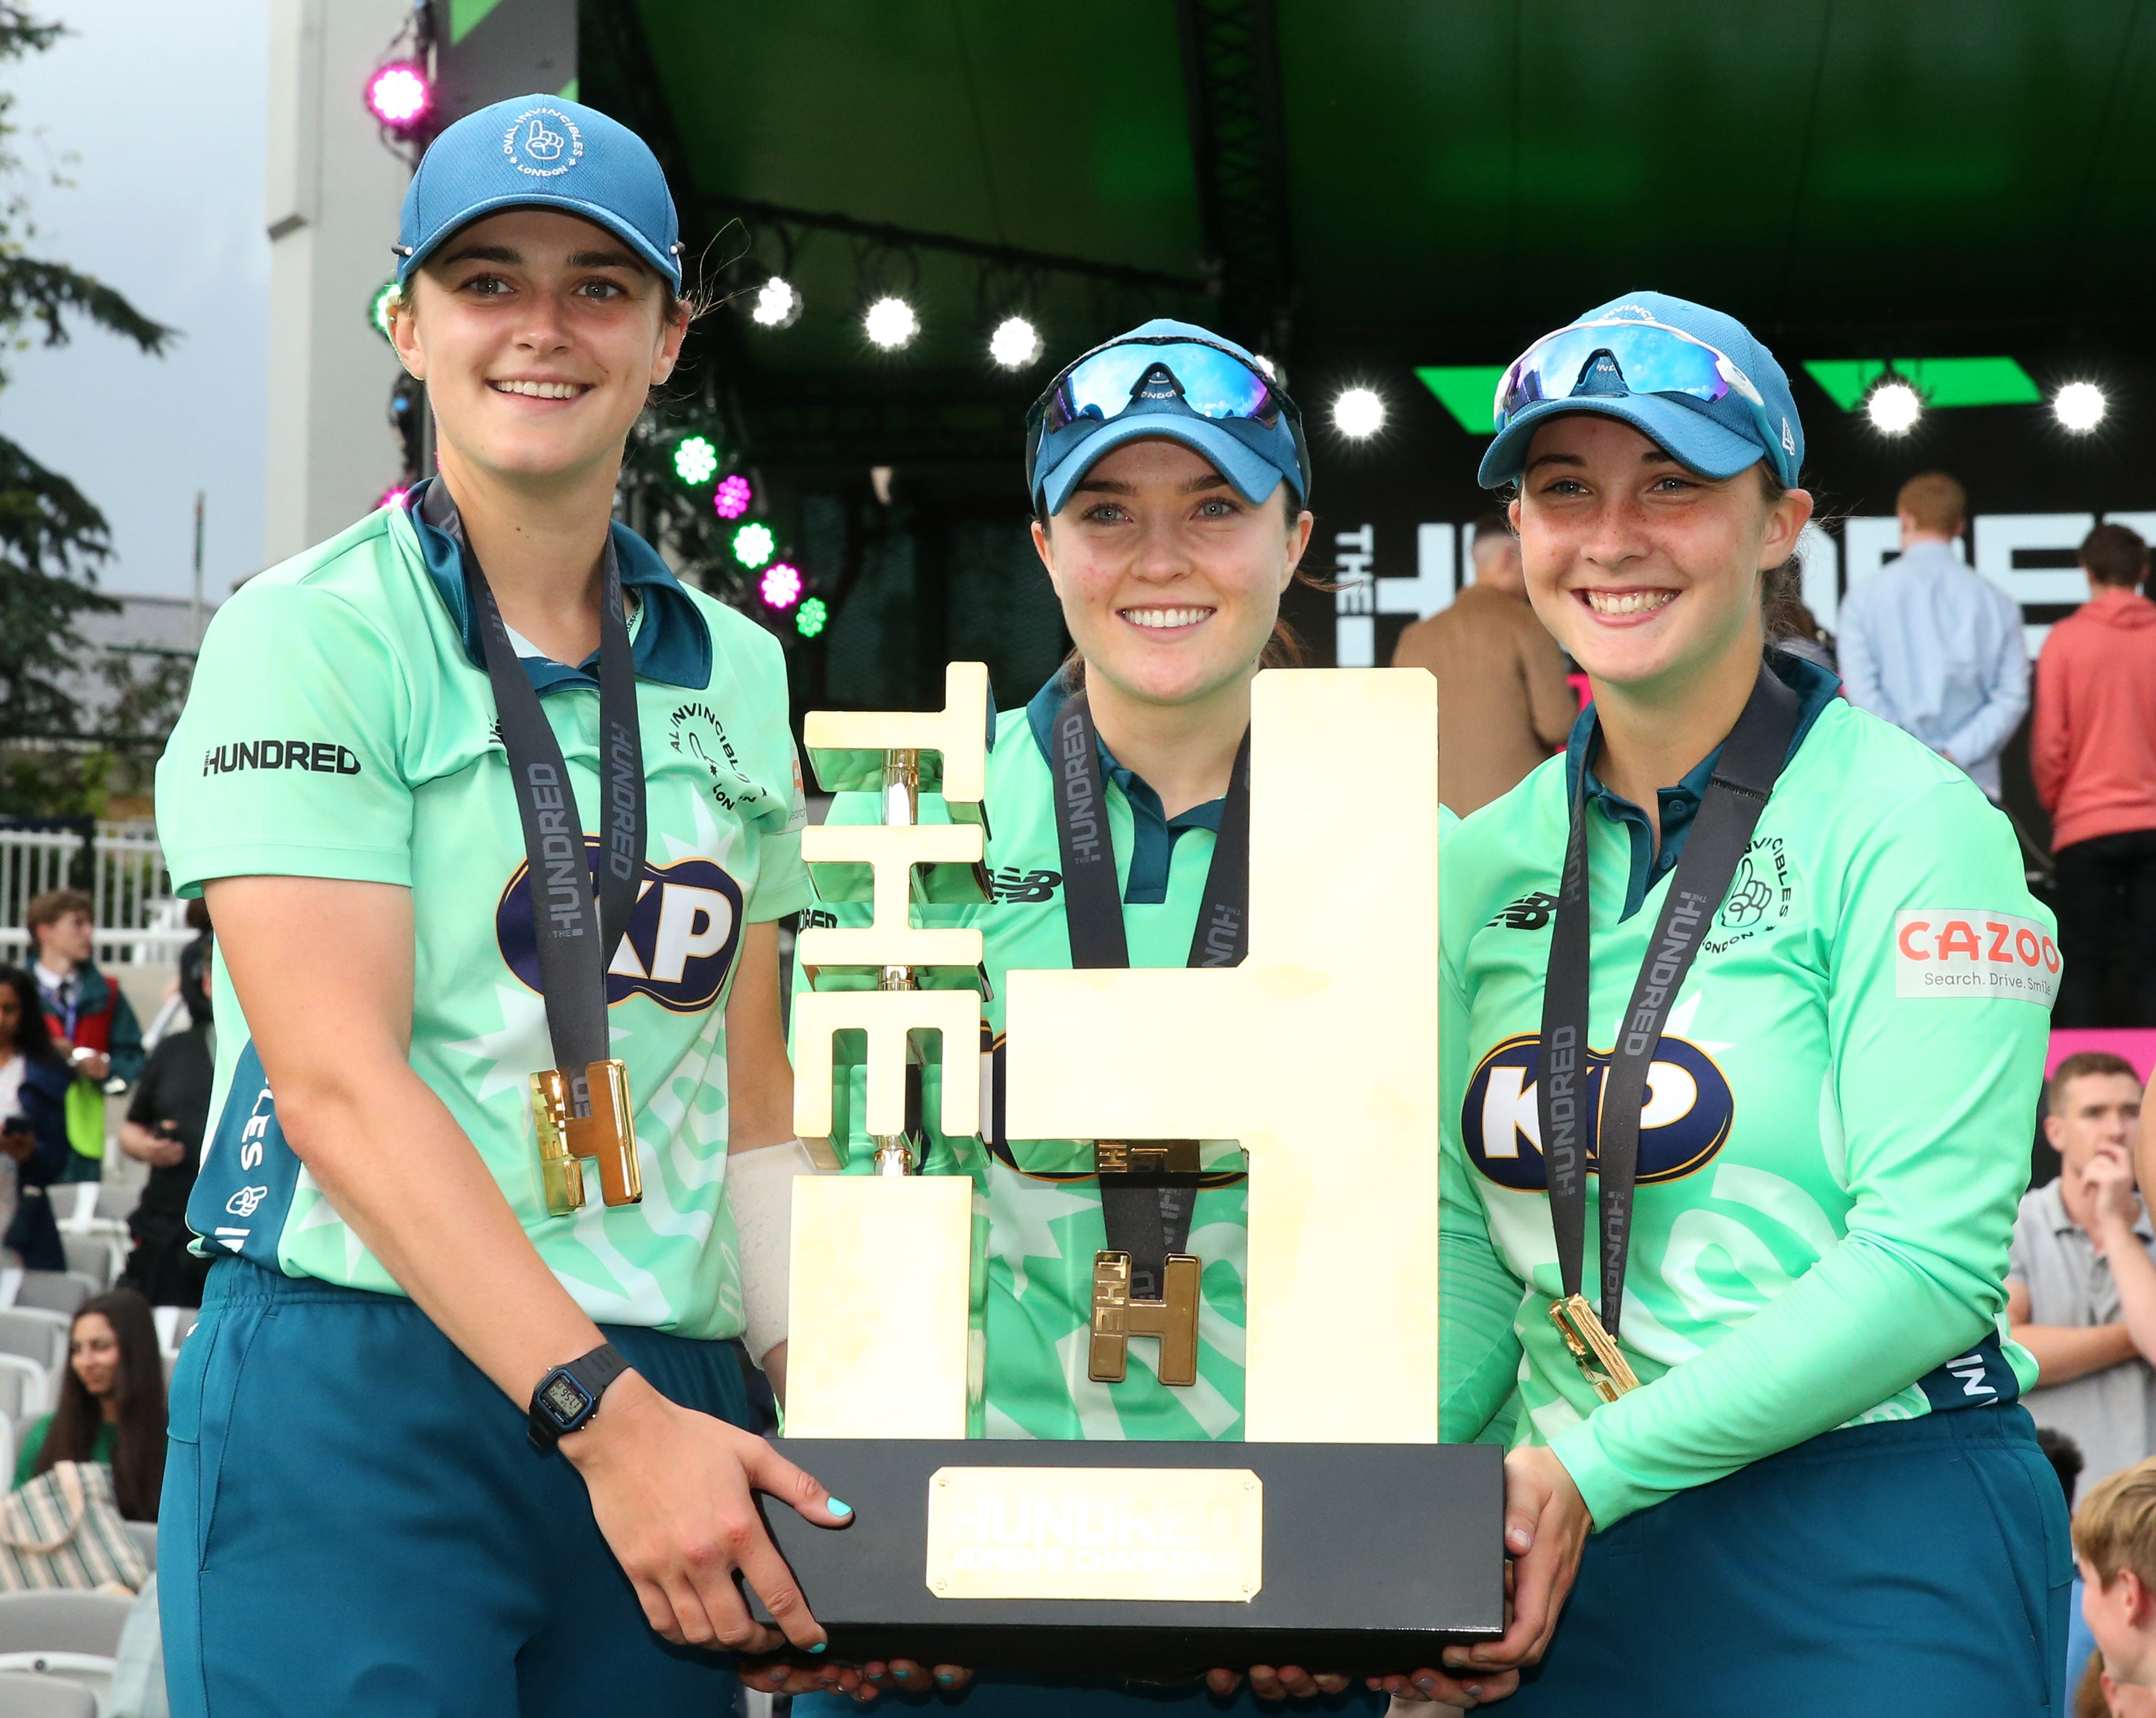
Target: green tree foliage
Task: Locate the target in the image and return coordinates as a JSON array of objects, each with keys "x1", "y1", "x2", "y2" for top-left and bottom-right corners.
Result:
[{"x1": 0, "y1": 4, "x2": 172, "y2": 812}]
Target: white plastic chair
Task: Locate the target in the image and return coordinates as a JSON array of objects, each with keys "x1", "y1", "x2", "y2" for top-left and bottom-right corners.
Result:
[
  {"x1": 13, "y1": 1275, "x2": 94, "y2": 1320},
  {"x1": 56, "y1": 1240, "x2": 117, "y2": 1295},
  {"x1": 149, "y1": 1309, "x2": 196, "y2": 1360},
  {"x1": 0, "y1": 1310, "x2": 68, "y2": 1376},
  {"x1": 89, "y1": 1186, "x2": 137, "y2": 1227},
  {"x1": 0, "y1": 1589, "x2": 134, "y2": 1715},
  {"x1": 0, "y1": 1355, "x2": 50, "y2": 1423},
  {"x1": 0, "y1": 1668, "x2": 96, "y2": 1717}
]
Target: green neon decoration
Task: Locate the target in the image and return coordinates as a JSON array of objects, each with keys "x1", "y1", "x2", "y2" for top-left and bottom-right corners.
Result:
[
  {"x1": 1802, "y1": 358, "x2": 2041, "y2": 412},
  {"x1": 1415, "y1": 366, "x2": 1508, "y2": 436}
]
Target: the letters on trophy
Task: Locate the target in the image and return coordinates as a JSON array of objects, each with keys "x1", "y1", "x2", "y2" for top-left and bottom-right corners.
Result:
[{"x1": 768, "y1": 663, "x2": 1500, "y2": 1673}]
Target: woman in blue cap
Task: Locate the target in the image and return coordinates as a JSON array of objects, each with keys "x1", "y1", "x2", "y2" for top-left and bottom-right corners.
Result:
[
  {"x1": 1384, "y1": 294, "x2": 2068, "y2": 1712},
  {"x1": 772, "y1": 320, "x2": 1451, "y2": 1714},
  {"x1": 152, "y1": 97, "x2": 870, "y2": 1715}
]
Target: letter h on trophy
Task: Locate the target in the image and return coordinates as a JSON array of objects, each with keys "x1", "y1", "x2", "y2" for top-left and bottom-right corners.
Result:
[{"x1": 769, "y1": 667, "x2": 1502, "y2": 1676}]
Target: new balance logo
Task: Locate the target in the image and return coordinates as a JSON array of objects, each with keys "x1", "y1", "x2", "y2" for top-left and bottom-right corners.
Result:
[
  {"x1": 989, "y1": 867, "x2": 1061, "y2": 904},
  {"x1": 1490, "y1": 891, "x2": 1558, "y2": 930}
]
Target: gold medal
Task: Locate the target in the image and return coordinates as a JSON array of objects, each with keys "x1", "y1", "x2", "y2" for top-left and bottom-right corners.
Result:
[
  {"x1": 532, "y1": 1059, "x2": 641, "y2": 1215},
  {"x1": 1090, "y1": 1250, "x2": 1201, "y2": 1386},
  {"x1": 1550, "y1": 1293, "x2": 1640, "y2": 1404}
]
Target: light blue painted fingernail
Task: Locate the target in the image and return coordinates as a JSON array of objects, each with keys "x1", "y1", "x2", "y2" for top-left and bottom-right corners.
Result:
[
  {"x1": 809, "y1": 1642, "x2": 828, "y2": 1655},
  {"x1": 828, "y1": 1497, "x2": 853, "y2": 1517},
  {"x1": 937, "y1": 1672, "x2": 955, "y2": 1685}
]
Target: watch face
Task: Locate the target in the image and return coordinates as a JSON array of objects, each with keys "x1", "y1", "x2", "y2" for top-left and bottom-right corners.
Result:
[{"x1": 541, "y1": 1374, "x2": 592, "y2": 1425}]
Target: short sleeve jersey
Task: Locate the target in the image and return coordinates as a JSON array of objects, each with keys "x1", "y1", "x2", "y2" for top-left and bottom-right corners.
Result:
[
  {"x1": 154, "y1": 495, "x2": 811, "y2": 1337},
  {"x1": 795, "y1": 677, "x2": 1251, "y2": 1441},
  {"x1": 1439, "y1": 656, "x2": 2056, "y2": 1527}
]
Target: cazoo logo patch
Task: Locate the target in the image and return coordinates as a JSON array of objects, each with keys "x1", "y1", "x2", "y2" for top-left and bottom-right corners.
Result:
[
  {"x1": 497, "y1": 838, "x2": 744, "y2": 1013},
  {"x1": 1463, "y1": 1032, "x2": 1734, "y2": 1191},
  {"x1": 1894, "y1": 909, "x2": 2060, "y2": 1005}
]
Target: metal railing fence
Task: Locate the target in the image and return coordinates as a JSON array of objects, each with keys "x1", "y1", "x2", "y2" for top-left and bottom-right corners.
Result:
[{"x1": 0, "y1": 820, "x2": 188, "y2": 966}]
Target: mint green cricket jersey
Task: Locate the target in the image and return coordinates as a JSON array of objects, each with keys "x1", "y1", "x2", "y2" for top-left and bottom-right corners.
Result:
[
  {"x1": 154, "y1": 491, "x2": 811, "y2": 1337},
  {"x1": 1440, "y1": 654, "x2": 2056, "y2": 1528},
  {"x1": 796, "y1": 673, "x2": 1254, "y2": 1441}
]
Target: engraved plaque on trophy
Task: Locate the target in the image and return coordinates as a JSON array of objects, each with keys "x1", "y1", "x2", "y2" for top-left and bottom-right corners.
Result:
[{"x1": 759, "y1": 665, "x2": 1503, "y2": 1675}]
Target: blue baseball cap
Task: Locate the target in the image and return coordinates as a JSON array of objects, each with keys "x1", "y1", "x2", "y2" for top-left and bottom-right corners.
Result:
[
  {"x1": 1477, "y1": 292, "x2": 1803, "y2": 491},
  {"x1": 1026, "y1": 319, "x2": 1312, "y2": 516},
  {"x1": 395, "y1": 96, "x2": 682, "y2": 290}
]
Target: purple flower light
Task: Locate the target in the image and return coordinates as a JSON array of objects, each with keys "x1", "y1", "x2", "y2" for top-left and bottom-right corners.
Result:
[
  {"x1": 713, "y1": 473, "x2": 754, "y2": 520},
  {"x1": 760, "y1": 562, "x2": 803, "y2": 609}
]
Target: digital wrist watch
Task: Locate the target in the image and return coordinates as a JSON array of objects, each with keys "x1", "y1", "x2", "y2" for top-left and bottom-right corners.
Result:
[{"x1": 527, "y1": 1342, "x2": 633, "y2": 1453}]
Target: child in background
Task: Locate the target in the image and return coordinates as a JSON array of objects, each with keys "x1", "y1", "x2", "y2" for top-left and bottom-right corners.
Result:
[{"x1": 2074, "y1": 1458, "x2": 2156, "y2": 1694}]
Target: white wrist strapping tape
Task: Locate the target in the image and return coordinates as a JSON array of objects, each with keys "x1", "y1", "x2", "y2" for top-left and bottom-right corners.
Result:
[{"x1": 725, "y1": 1138, "x2": 829, "y2": 1368}]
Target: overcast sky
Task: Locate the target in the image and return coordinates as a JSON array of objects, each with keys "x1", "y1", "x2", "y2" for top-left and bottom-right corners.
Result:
[{"x1": 0, "y1": 0, "x2": 270, "y2": 604}]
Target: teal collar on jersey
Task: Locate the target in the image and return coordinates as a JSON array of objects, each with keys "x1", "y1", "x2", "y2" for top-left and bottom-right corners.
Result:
[
  {"x1": 1025, "y1": 671, "x2": 1226, "y2": 907},
  {"x1": 406, "y1": 478, "x2": 713, "y2": 696},
  {"x1": 1565, "y1": 650, "x2": 1841, "y2": 920}
]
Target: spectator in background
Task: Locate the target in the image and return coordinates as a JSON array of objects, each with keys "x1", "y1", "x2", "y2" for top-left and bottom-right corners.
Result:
[
  {"x1": 0, "y1": 964, "x2": 71, "y2": 1271},
  {"x1": 25, "y1": 888, "x2": 142, "y2": 1181},
  {"x1": 13, "y1": 1288, "x2": 166, "y2": 1521},
  {"x1": 119, "y1": 901, "x2": 213, "y2": 1305},
  {"x1": 1391, "y1": 512, "x2": 1575, "y2": 815},
  {"x1": 2077, "y1": 1458, "x2": 2156, "y2": 1696},
  {"x1": 1838, "y1": 470, "x2": 2029, "y2": 802},
  {"x1": 2012, "y1": 1051, "x2": 2156, "y2": 1486},
  {"x1": 2035, "y1": 524, "x2": 2156, "y2": 1028}
]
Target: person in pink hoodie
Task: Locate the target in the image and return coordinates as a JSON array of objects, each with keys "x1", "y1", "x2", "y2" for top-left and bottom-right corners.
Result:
[{"x1": 2034, "y1": 523, "x2": 2156, "y2": 1026}]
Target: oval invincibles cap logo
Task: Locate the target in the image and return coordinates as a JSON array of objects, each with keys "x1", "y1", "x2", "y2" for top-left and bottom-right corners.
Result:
[
  {"x1": 497, "y1": 839, "x2": 743, "y2": 1012},
  {"x1": 504, "y1": 106, "x2": 582, "y2": 179}
]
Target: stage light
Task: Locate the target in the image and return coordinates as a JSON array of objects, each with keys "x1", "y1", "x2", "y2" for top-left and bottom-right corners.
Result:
[
  {"x1": 1332, "y1": 387, "x2": 1386, "y2": 438},
  {"x1": 366, "y1": 62, "x2": 431, "y2": 132},
  {"x1": 713, "y1": 473, "x2": 754, "y2": 520},
  {"x1": 379, "y1": 485, "x2": 410, "y2": 511},
  {"x1": 2054, "y1": 381, "x2": 2106, "y2": 433},
  {"x1": 760, "y1": 562, "x2": 803, "y2": 609},
  {"x1": 369, "y1": 280, "x2": 399, "y2": 344},
  {"x1": 750, "y1": 276, "x2": 802, "y2": 329},
  {"x1": 1866, "y1": 379, "x2": 1922, "y2": 435},
  {"x1": 673, "y1": 436, "x2": 718, "y2": 485},
  {"x1": 732, "y1": 522, "x2": 776, "y2": 569},
  {"x1": 864, "y1": 296, "x2": 918, "y2": 350},
  {"x1": 796, "y1": 596, "x2": 829, "y2": 639},
  {"x1": 1251, "y1": 354, "x2": 1279, "y2": 381},
  {"x1": 989, "y1": 315, "x2": 1041, "y2": 369}
]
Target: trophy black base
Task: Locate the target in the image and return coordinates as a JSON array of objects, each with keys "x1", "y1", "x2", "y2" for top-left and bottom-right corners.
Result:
[{"x1": 754, "y1": 1438, "x2": 1503, "y2": 1679}]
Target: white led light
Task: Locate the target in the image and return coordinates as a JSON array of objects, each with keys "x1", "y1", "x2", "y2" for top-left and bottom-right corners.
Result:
[
  {"x1": 1250, "y1": 353, "x2": 1279, "y2": 380},
  {"x1": 864, "y1": 296, "x2": 919, "y2": 350},
  {"x1": 749, "y1": 276, "x2": 801, "y2": 329},
  {"x1": 1332, "y1": 387, "x2": 1386, "y2": 439},
  {"x1": 1867, "y1": 380, "x2": 1922, "y2": 436},
  {"x1": 2054, "y1": 381, "x2": 2106, "y2": 433},
  {"x1": 988, "y1": 315, "x2": 1041, "y2": 369}
]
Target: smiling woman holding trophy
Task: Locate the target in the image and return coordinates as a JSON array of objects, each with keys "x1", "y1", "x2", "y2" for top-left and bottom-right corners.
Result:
[
  {"x1": 150, "y1": 98, "x2": 861, "y2": 1716},
  {"x1": 775, "y1": 320, "x2": 1482, "y2": 1713},
  {"x1": 1413, "y1": 293, "x2": 2068, "y2": 1713}
]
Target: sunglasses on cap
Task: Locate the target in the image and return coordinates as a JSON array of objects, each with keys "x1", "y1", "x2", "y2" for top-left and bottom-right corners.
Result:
[
  {"x1": 1029, "y1": 335, "x2": 1296, "y2": 436},
  {"x1": 1494, "y1": 314, "x2": 1780, "y2": 453}
]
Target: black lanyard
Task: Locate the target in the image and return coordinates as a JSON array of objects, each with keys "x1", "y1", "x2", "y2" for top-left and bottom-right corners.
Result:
[
  {"x1": 423, "y1": 482, "x2": 646, "y2": 1095},
  {"x1": 1538, "y1": 661, "x2": 1800, "y2": 1338},
  {"x1": 1051, "y1": 686, "x2": 1251, "y2": 1299}
]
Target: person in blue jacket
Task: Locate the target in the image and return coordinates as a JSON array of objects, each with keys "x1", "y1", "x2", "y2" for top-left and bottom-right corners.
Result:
[{"x1": 0, "y1": 964, "x2": 77, "y2": 1270}]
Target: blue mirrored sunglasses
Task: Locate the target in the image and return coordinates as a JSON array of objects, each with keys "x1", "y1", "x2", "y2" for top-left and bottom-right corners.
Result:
[
  {"x1": 1495, "y1": 316, "x2": 1771, "y2": 439},
  {"x1": 1041, "y1": 338, "x2": 1283, "y2": 435}
]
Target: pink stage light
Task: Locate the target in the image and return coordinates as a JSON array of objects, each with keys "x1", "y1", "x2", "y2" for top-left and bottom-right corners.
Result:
[
  {"x1": 713, "y1": 473, "x2": 754, "y2": 520},
  {"x1": 760, "y1": 562, "x2": 803, "y2": 609},
  {"x1": 380, "y1": 485, "x2": 411, "y2": 510},
  {"x1": 367, "y1": 63, "x2": 431, "y2": 130}
]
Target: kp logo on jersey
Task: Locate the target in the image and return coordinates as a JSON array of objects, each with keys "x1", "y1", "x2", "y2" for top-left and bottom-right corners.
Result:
[
  {"x1": 1463, "y1": 1031, "x2": 1734, "y2": 1191},
  {"x1": 497, "y1": 839, "x2": 744, "y2": 1013}
]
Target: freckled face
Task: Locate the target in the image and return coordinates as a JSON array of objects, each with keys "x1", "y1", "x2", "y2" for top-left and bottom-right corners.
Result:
[
  {"x1": 1510, "y1": 414, "x2": 1810, "y2": 697},
  {"x1": 1031, "y1": 438, "x2": 1313, "y2": 709}
]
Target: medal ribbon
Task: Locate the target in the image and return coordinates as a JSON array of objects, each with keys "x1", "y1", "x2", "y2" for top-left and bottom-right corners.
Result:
[
  {"x1": 1538, "y1": 660, "x2": 1801, "y2": 1337},
  {"x1": 423, "y1": 482, "x2": 647, "y2": 1104},
  {"x1": 1051, "y1": 685, "x2": 1251, "y2": 1296}
]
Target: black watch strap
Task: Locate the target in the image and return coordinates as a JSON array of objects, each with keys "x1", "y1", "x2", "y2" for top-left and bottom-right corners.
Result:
[{"x1": 527, "y1": 1341, "x2": 633, "y2": 1454}]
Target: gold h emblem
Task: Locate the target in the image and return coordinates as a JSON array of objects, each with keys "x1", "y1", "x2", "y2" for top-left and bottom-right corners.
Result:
[
  {"x1": 1090, "y1": 1252, "x2": 1201, "y2": 1386},
  {"x1": 531, "y1": 1058, "x2": 640, "y2": 1215}
]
